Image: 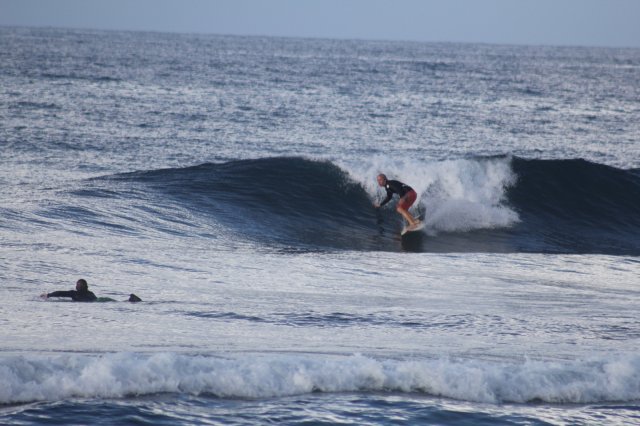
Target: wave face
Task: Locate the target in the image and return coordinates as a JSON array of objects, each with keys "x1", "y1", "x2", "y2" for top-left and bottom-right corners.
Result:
[
  {"x1": 508, "y1": 158, "x2": 640, "y2": 254},
  {"x1": 2, "y1": 353, "x2": 640, "y2": 405},
  {"x1": 107, "y1": 156, "x2": 640, "y2": 255},
  {"x1": 120, "y1": 157, "x2": 388, "y2": 251}
]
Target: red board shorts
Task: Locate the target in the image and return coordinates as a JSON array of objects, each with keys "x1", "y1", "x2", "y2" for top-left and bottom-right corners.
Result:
[{"x1": 397, "y1": 189, "x2": 417, "y2": 211}]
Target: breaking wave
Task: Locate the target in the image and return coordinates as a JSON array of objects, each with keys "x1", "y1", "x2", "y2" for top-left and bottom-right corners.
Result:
[
  {"x1": 2, "y1": 352, "x2": 640, "y2": 405},
  {"x1": 59, "y1": 156, "x2": 640, "y2": 254}
]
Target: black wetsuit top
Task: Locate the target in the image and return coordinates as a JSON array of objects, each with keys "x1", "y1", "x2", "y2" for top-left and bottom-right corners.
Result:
[
  {"x1": 47, "y1": 290, "x2": 97, "y2": 302},
  {"x1": 379, "y1": 180, "x2": 413, "y2": 207}
]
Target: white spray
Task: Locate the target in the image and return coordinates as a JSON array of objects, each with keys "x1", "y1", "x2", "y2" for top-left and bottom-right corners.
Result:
[{"x1": 341, "y1": 155, "x2": 520, "y2": 233}]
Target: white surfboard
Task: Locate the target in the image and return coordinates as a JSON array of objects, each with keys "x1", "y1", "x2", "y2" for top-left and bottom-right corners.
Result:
[{"x1": 401, "y1": 221, "x2": 425, "y2": 236}]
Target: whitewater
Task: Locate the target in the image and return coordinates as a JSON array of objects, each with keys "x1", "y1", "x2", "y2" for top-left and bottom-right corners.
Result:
[{"x1": 1, "y1": 27, "x2": 639, "y2": 425}]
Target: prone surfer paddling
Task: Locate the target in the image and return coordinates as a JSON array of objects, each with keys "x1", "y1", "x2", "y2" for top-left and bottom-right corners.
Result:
[
  {"x1": 41, "y1": 278, "x2": 97, "y2": 302},
  {"x1": 40, "y1": 278, "x2": 142, "y2": 302},
  {"x1": 374, "y1": 174, "x2": 420, "y2": 228}
]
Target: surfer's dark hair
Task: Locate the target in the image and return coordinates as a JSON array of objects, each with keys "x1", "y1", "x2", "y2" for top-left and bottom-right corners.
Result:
[{"x1": 76, "y1": 279, "x2": 88, "y2": 291}]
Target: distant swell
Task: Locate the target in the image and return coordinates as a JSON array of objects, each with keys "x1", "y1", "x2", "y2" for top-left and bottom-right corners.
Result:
[{"x1": 101, "y1": 156, "x2": 640, "y2": 255}]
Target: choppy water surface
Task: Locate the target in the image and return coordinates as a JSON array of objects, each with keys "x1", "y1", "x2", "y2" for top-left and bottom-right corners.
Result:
[{"x1": 1, "y1": 27, "x2": 639, "y2": 425}]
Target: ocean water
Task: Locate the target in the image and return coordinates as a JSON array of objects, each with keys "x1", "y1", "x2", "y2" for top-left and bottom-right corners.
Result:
[{"x1": 1, "y1": 26, "x2": 640, "y2": 425}]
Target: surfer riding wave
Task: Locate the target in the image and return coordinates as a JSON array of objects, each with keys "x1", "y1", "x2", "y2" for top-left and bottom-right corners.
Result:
[{"x1": 374, "y1": 173, "x2": 421, "y2": 229}]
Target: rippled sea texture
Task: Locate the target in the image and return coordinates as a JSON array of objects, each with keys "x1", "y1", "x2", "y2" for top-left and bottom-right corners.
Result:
[{"x1": 1, "y1": 27, "x2": 639, "y2": 425}]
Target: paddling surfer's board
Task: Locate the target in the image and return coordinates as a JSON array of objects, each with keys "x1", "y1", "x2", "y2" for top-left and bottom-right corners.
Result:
[{"x1": 401, "y1": 221, "x2": 425, "y2": 236}]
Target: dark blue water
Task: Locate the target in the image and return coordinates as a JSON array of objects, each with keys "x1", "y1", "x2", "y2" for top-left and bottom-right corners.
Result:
[
  {"x1": 5, "y1": 394, "x2": 639, "y2": 426},
  {"x1": 5, "y1": 393, "x2": 640, "y2": 425}
]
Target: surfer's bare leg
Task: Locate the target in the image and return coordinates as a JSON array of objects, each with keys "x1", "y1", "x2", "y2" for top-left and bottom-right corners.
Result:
[{"x1": 397, "y1": 206, "x2": 417, "y2": 227}]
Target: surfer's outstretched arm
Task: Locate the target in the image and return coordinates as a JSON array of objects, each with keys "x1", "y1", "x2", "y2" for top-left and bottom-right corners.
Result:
[
  {"x1": 376, "y1": 192, "x2": 392, "y2": 208},
  {"x1": 42, "y1": 290, "x2": 74, "y2": 299}
]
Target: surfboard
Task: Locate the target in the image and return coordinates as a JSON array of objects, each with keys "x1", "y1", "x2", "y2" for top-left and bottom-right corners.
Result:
[{"x1": 401, "y1": 221, "x2": 425, "y2": 236}]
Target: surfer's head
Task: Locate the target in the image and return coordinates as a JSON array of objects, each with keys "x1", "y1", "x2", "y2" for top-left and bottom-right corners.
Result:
[
  {"x1": 76, "y1": 279, "x2": 89, "y2": 292},
  {"x1": 376, "y1": 174, "x2": 387, "y2": 186}
]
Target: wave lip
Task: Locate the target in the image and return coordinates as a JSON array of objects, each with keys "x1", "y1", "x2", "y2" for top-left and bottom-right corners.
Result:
[{"x1": 2, "y1": 353, "x2": 640, "y2": 405}]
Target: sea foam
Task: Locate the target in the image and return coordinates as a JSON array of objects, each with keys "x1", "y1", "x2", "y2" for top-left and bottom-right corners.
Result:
[
  {"x1": 345, "y1": 155, "x2": 519, "y2": 233},
  {"x1": 2, "y1": 352, "x2": 639, "y2": 404}
]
